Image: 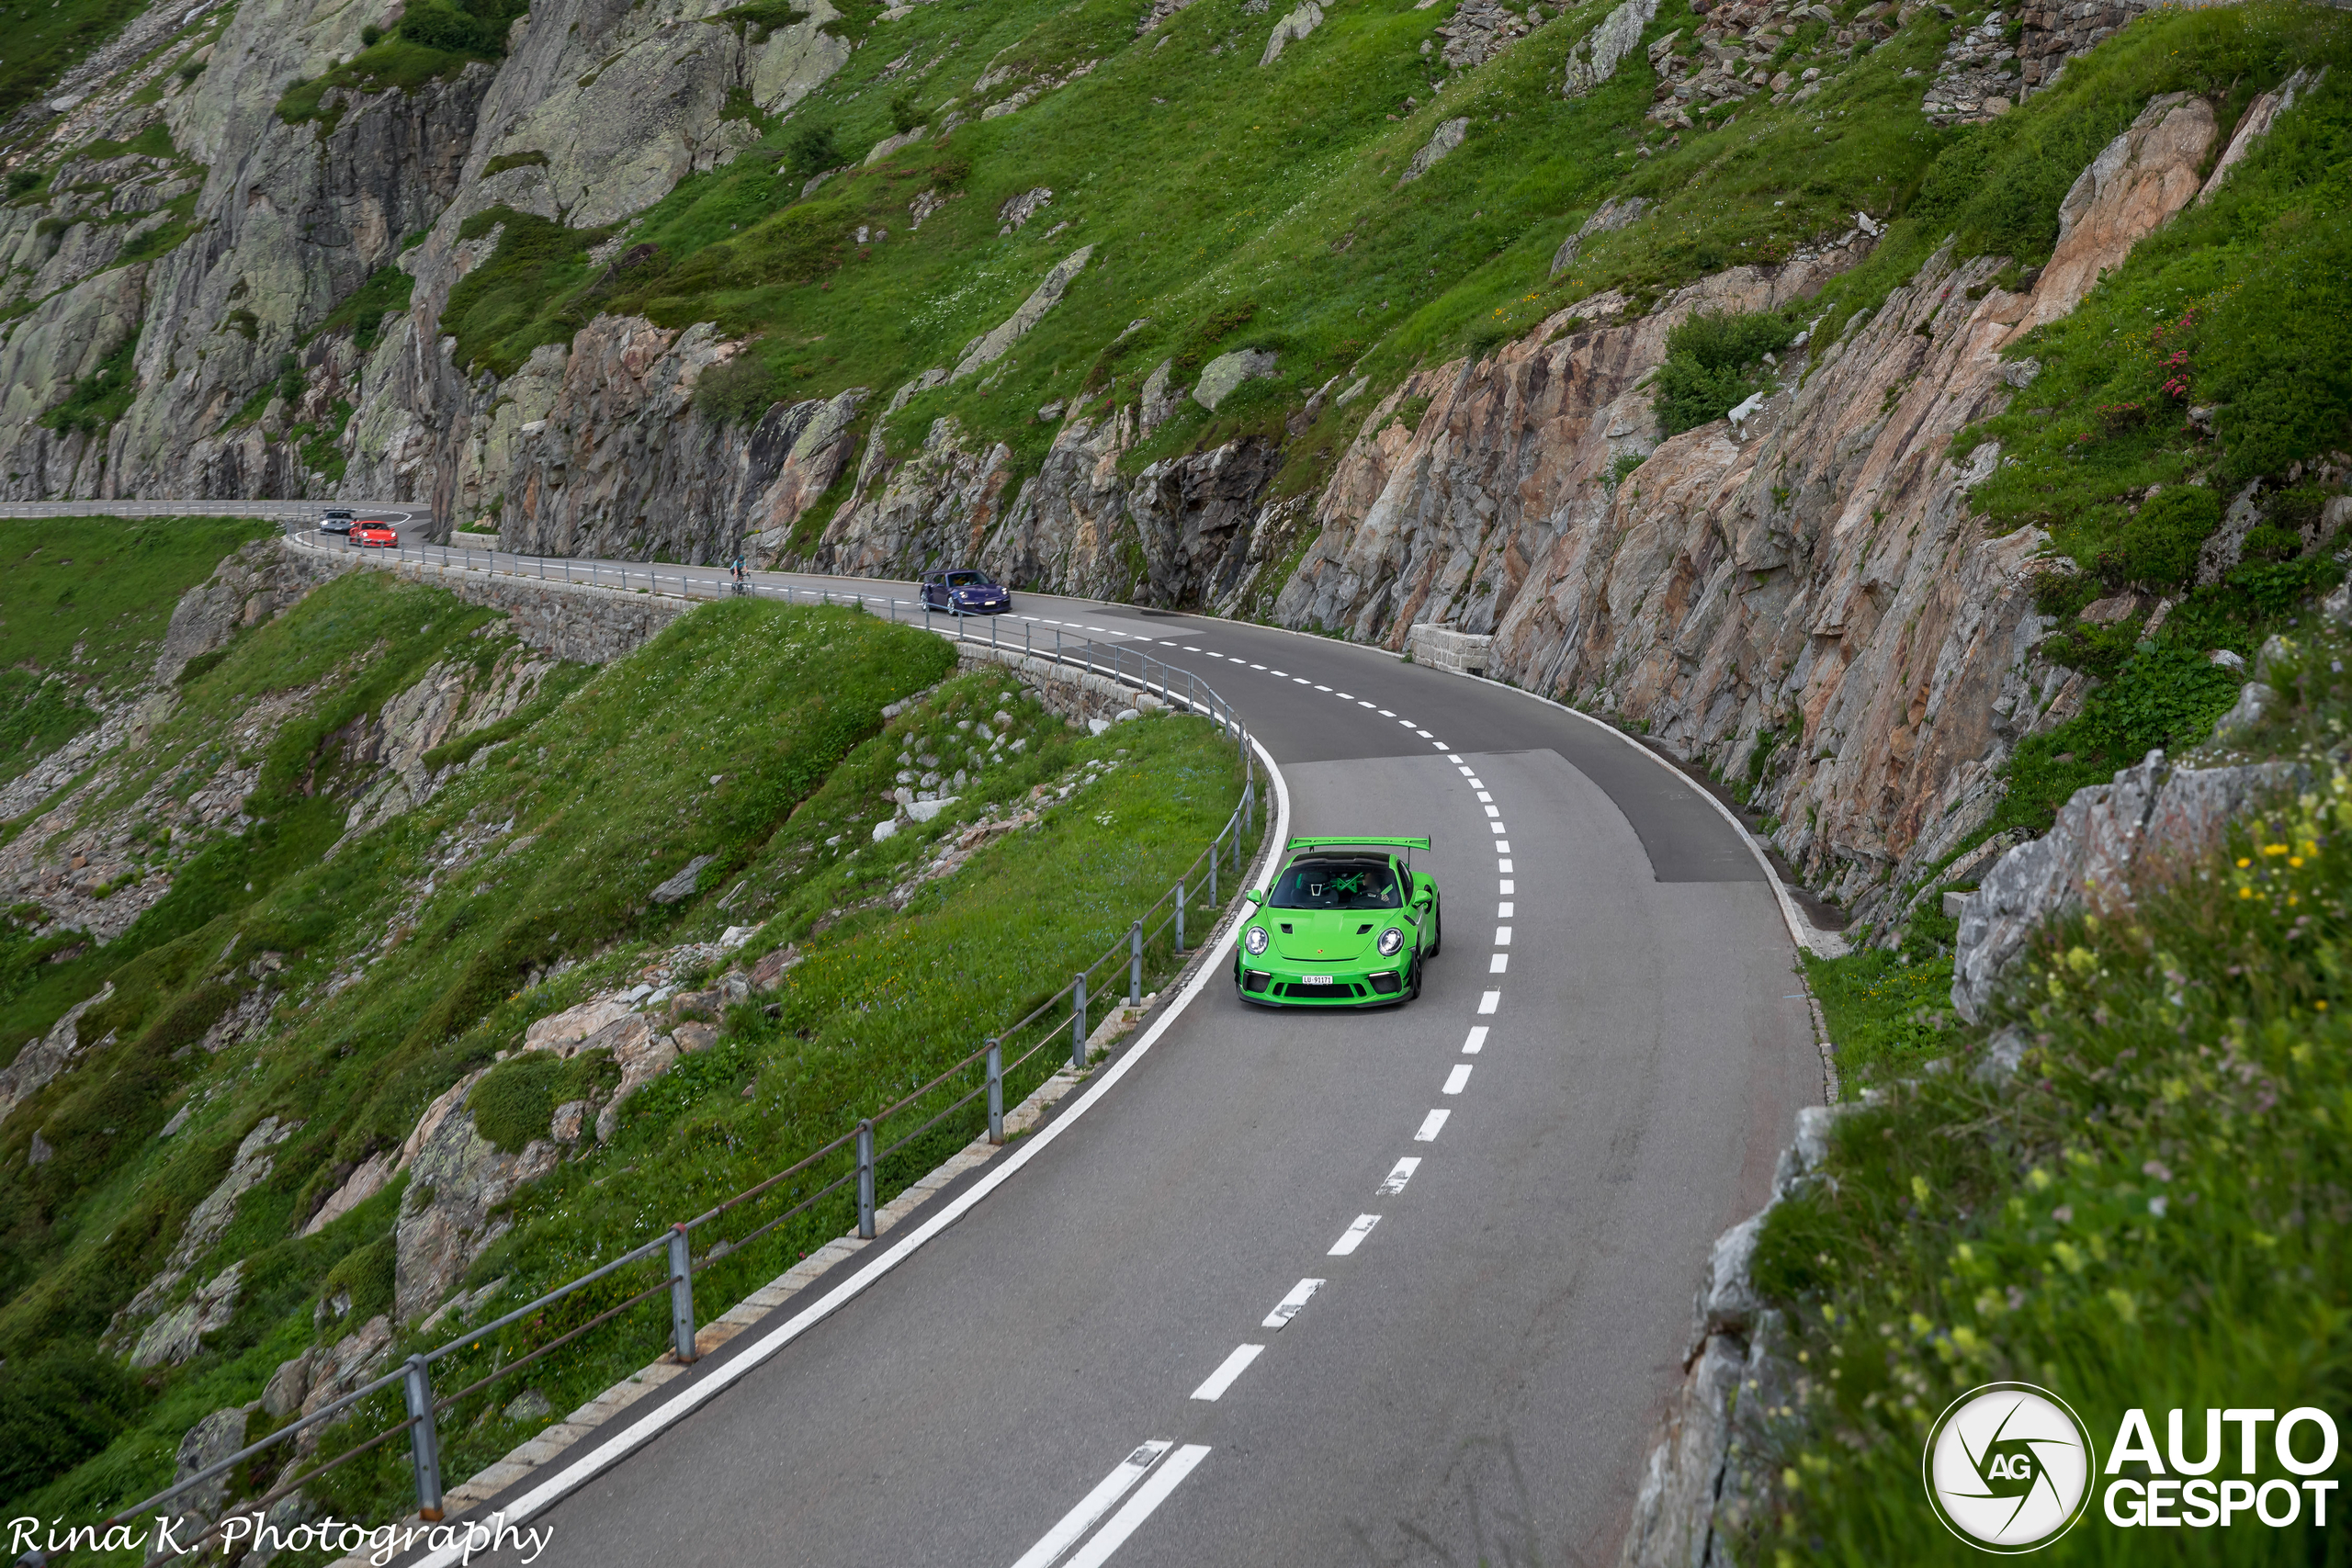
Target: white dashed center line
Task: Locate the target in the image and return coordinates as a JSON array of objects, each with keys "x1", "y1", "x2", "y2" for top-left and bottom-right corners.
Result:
[
  {"x1": 1489, "y1": 954, "x2": 1509, "y2": 974},
  {"x1": 1262, "y1": 1278, "x2": 1324, "y2": 1329},
  {"x1": 1415, "y1": 1109, "x2": 1452, "y2": 1141},
  {"x1": 1377, "y1": 1156, "x2": 1421, "y2": 1195},
  {"x1": 1463, "y1": 1026, "x2": 1487, "y2": 1054},
  {"x1": 1495, "y1": 926, "x2": 1513, "y2": 946},
  {"x1": 1190, "y1": 1344, "x2": 1265, "y2": 1402},
  {"x1": 1498, "y1": 858, "x2": 1514, "y2": 874},
  {"x1": 1329, "y1": 1214, "x2": 1381, "y2": 1256},
  {"x1": 1478, "y1": 990, "x2": 1501, "y2": 1014},
  {"x1": 1442, "y1": 1064, "x2": 1473, "y2": 1095},
  {"x1": 1498, "y1": 901, "x2": 1514, "y2": 918}
]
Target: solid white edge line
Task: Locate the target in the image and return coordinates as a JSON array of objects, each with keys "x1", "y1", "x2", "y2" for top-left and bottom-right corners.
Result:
[
  {"x1": 1188, "y1": 1342, "x2": 1265, "y2": 1402},
  {"x1": 1062, "y1": 1444, "x2": 1214, "y2": 1568},
  {"x1": 403, "y1": 738, "x2": 1295, "y2": 1563},
  {"x1": 1009, "y1": 1441, "x2": 1173, "y2": 1568}
]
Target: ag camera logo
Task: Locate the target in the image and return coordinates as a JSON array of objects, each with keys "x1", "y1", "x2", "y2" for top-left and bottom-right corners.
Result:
[{"x1": 1923, "y1": 1382, "x2": 2097, "y2": 1552}]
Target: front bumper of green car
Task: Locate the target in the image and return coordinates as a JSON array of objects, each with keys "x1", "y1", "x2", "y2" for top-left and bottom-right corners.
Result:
[{"x1": 1235, "y1": 953, "x2": 1412, "y2": 1006}]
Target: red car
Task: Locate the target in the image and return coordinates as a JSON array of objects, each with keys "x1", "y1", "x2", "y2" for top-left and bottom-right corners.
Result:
[{"x1": 350, "y1": 521, "x2": 400, "y2": 548}]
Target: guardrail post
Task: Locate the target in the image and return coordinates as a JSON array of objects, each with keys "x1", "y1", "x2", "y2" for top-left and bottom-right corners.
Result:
[
  {"x1": 1174, "y1": 878, "x2": 1187, "y2": 955},
  {"x1": 666, "y1": 1224, "x2": 697, "y2": 1363},
  {"x1": 1129, "y1": 920, "x2": 1143, "y2": 1007},
  {"x1": 1070, "y1": 973, "x2": 1088, "y2": 1069},
  {"x1": 986, "y1": 1039, "x2": 1004, "y2": 1145},
  {"x1": 1208, "y1": 835, "x2": 1218, "y2": 908},
  {"x1": 855, "y1": 1120, "x2": 876, "y2": 1239},
  {"x1": 401, "y1": 1355, "x2": 445, "y2": 1521}
]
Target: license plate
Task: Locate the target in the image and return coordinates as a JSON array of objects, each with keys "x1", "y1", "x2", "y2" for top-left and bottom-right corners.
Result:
[{"x1": 1300, "y1": 975, "x2": 1333, "y2": 987}]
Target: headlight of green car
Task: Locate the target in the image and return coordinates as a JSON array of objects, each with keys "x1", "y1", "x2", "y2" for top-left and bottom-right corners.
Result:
[
  {"x1": 1245, "y1": 925, "x2": 1269, "y2": 955},
  {"x1": 1377, "y1": 927, "x2": 1404, "y2": 956}
]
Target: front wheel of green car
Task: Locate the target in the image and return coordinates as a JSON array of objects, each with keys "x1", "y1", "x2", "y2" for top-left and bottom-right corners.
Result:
[
  {"x1": 1426, "y1": 903, "x2": 1442, "y2": 958},
  {"x1": 1408, "y1": 956, "x2": 1421, "y2": 1002}
]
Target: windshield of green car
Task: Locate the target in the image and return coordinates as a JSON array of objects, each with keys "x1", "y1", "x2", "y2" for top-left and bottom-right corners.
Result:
[{"x1": 1268, "y1": 859, "x2": 1401, "y2": 910}]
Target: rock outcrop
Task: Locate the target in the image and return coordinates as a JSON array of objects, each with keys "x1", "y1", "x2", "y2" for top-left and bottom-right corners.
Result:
[
  {"x1": 110, "y1": 1115, "x2": 298, "y2": 1363},
  {"x1": 1951, "y1": 749, "x2": 2302, "y2": 1021},
  {"x1": 1617, "y1": 1103, "x2": 1842, "y2": 1568},
  {"x1": 1277, "y1": 86, "x2": 2223, "y2": 927}
]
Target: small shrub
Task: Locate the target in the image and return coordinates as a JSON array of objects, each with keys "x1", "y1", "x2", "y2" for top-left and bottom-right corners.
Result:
[
  {"x1": 469, "y1": 1053, "x2": 563, "y2": 1153},
  {"x1": 785, "y1": 122, "x2": 838, "y2": 181},
  {"x1": 889, "y1": 91, "x2": 921, "y2": 135},
  {"x1": 2100, "y1": 484, "x2": 2220, "y2": 590},
  {"x1": 1654, "y1": 308, "x2": 1798, "y2": 435},
  {"x1": 318, "y1": 1234, "x2": 396, "y2": 1325},
  {"x1": 360, "y1": 22, "x2": 382, "y2": 44},
  {"x1": 695, "y1": 351, "x2": 780, "y2": 425},
  {"x1": 0, "y1": 1342, "x2": 143, "y2": 1499}
]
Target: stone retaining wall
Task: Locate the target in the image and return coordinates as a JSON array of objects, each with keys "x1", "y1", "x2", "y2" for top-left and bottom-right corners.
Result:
[{"x1": 1404, "y1": 624, "x2": 1493, "y2": 676}]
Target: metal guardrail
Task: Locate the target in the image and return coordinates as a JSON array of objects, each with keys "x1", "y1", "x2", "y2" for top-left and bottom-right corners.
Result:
[
  {"x1": 107, "y1": 533, "x2": 1271, "y2": 1543},
  {"x1": 288, "y1": 527, "x2": 1254, "y2": 757}
]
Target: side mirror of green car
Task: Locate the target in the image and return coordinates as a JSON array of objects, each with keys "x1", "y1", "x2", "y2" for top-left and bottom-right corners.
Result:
[{"x1": 1245, "y1": 889, "x2": 1263, "y2": 907}]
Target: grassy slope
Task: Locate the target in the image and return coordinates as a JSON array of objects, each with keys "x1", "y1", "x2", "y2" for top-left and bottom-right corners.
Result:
[
  {"x1": 1751, "y1": 770, "x2": 2352, "y2": 1564},
  {"x1": 0, "y1": 516, "x2": 273, "y2": 785},
  {"x1": 445, "y1": 0, "x2": 1975, "y2": 512},
  {"x1": 0, "y1": 579, "x2": 1255, "y2": 1535},
  {"x1": 302, "y1": 691, "x2": 1256, "y2": 1529}
]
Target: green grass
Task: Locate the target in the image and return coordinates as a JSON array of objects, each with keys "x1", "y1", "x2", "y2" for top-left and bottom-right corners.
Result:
[
  {"x1": 40, "y1": 331, "x2": 141, "y2": 439},
  {"x1": 311, "y1": 265, "x2": 415, "y2": 358},
  {"x1": 0, "y1": 0, "x2": 153, "y2": 122},
  {"x1": 280, "y1": 693, "x2": 1255, "y2": 1531},
  {"x1": 429, "y1": 0, "x2": 1987, "y2": 530},
  {"x1": 1805, "y1": 942, "x2": 1958, "y2": 1088},
  {"x1": 0, "y1": 586, "x2": 1259, "y2": 1536},
  {"x1": 1746, "y1": 771, "x2": 2352, "y2": 1564},
  {"x1": 0, "y1": 517, "x2": 275, "y2": 785}
]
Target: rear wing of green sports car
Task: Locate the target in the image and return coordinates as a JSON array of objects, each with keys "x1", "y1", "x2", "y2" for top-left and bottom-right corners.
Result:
[{"x1": 1284, "y1": 836, "x2": 1430, "y2": 852}]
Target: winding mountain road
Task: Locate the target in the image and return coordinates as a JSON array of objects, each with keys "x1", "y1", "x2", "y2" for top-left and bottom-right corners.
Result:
[{"x1": 74, "y1": 507, "x2": 1828, "y2": 1566}]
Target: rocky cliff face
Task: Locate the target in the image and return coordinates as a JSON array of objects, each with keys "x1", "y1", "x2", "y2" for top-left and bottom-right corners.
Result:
[
  {"x1": 1281, "y1": 91, "x2": 2223, "y2": 926},
  {"x1": 0, "y1": 0, "x2": 2312, "y2": 938}
]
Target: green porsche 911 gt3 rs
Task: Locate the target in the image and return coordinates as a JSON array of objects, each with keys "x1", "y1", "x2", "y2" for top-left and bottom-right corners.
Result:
[{"x1": 1235, "y1": 836, "x2": 1441, "y2": 1007}]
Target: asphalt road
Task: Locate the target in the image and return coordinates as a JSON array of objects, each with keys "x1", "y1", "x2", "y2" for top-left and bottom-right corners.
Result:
[{"x1": 276, "y1": 531, "x2": 1821, "y2": 1566}]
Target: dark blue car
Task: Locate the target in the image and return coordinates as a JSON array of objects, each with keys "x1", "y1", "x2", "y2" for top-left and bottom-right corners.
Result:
[{"x1": 921, "y1": 568, "x2": 1012, "y2": 615}]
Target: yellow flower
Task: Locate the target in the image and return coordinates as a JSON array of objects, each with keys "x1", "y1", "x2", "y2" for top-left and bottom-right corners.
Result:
[{"x1": 2239, "y1": 857, "x2": 2252, "y2": 868}]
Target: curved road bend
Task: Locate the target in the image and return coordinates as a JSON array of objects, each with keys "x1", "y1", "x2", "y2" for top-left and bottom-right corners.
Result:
[{"x1": 297, "y1": 530, "x2": 1820, "y2": 1565}]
